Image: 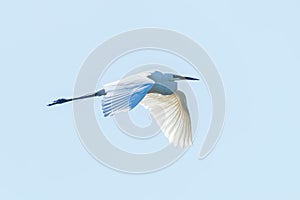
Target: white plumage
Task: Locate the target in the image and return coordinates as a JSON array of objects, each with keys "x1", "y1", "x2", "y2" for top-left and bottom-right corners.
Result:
[
  {"x1": 141, "y1": 91, "x2": 192, "y2": 148},
  {"x1": 102, "y1": 72, "x2": 154, "y2": 117},
  {"x1": 48, "y1": 70, "x2": 199, "y2": 148}
]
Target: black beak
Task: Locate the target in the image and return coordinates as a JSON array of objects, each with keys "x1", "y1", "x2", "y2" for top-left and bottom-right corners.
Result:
[
  {"x1": 173, "y1": 74, "x2": 200, "y2": 81},
  {"x1": 183, "y1": 76, "x2": 199, "y2": 81}
]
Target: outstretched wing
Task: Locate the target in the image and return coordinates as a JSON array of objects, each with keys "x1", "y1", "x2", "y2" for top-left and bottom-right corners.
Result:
[
  {"x1": 141, "y1": 90, "x2": 192, "y2": 148},
  {"x1": 102, "y1": 73, "x2": 154, "y2": 117}
]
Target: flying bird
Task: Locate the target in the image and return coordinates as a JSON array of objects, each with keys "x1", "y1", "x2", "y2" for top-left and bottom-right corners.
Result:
[{"x1": 48, "y1": 70, "x2": 199, "y2": 148}]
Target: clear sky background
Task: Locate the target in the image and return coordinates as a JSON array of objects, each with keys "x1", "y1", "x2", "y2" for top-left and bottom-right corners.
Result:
[{"x1": 1, "y1": 0, "x2": 299, "y2": 199}]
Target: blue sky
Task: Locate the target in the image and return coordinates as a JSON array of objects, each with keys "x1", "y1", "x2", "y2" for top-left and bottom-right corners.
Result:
[{"x1": 0, "y1": 0, "x2": 299, "y2": 199}]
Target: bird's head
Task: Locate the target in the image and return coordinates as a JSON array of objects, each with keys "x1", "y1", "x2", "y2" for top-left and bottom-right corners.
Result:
[{"x1": 147, "y1": 70, "x2": 200, "y2": 82}]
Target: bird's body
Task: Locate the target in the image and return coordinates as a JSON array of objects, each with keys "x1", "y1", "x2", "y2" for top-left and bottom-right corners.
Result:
[{"x1": 48, "y1": 70, "x2": 199, "y2": 148}]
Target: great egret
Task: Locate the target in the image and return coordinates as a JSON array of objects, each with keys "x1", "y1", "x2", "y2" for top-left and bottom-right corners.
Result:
[{"x1": 48, "y1": 70, "x2": 199, "y2": 148}]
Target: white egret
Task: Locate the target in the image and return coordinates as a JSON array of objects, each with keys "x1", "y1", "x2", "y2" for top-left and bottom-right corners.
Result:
[{"x1": 48, "y1": 70, "x2": 199, "y2": 148}]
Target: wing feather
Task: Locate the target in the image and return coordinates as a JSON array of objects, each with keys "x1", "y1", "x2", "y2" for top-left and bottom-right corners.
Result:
[
  {"x1": 102, "y1": 73, "x2": 154, "y2": 117},
  {"x1": 141, "y1": 90, "x2": 192, "y2": 148}
]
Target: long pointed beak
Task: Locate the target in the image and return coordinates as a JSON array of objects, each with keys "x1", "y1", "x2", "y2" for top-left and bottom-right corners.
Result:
[
  {"x1": 183, "y1": 76, "x2": 199, "y2": 81},
  {"x1": 174, "y1": 74, "x2": 199, "y2": 81},
  {"x1": 174, "y1": 75, "x2": 199, "y2": 81}
]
